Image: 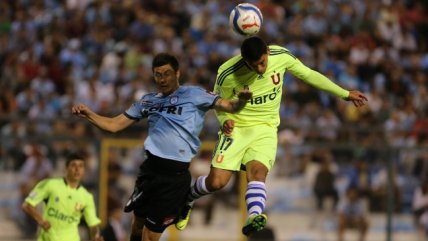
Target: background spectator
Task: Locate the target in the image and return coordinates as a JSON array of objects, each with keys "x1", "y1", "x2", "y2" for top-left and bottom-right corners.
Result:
[
  {"x1": 313, "y1": 150, "x2": 339, "y2": 213},
  {"x1": 337, "y1": 187, "x2": 370, "y2": 241},
  {"x1": 413, "y1": 179, "x2": 428, "y2": 240}
]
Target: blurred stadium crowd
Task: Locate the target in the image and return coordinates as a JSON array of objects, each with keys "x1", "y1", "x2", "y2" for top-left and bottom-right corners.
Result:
[{"x1": 0, "y1": 0, "x2": 428, "y2": 240}]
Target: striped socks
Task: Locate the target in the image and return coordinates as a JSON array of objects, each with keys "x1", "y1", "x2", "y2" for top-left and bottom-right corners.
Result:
[
  {"x1": 245, "y1": 181, "x2": 266, "y2": 217},
  {"x1": 187, "y1": 177, "x2": 267, "y2": 218},
  {"x1": 187, "y1": 176, "x2": 211, "y2": 205}
]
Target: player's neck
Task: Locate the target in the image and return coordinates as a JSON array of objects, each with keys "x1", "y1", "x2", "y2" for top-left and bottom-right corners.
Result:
[
  {"x1": 161, "y1": 86, "x2": 179, "y2": 97},
  {"x1": 64, "y1": 177, "x2": 80, "y2": 189}
]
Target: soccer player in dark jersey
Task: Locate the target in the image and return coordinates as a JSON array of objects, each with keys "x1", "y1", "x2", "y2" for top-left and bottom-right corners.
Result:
[
  {"x1": 22, "y1": 153, "x2": 104, "y2": 241},
  {"x1": 71, "y1": 53, "x2": 252, "y2": 241},
  {"x1": 176, "y1": 36, "x2": 368, "y2": 236}
]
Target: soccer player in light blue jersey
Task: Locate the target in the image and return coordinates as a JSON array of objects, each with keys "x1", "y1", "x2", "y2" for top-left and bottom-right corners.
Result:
[
  {"x1": 177, "y1": 36, "x2": 368, "y2": 236},
  {"x1": 72, "y1": 53, "x2": 252, "y2": 241}
]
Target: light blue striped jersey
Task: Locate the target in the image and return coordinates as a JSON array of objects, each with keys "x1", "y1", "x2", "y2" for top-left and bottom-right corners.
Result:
[{"x1": 125, "y1": 86, "x2": 219, "y2": 163}]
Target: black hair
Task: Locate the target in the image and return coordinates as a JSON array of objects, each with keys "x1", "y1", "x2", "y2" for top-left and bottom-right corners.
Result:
[
  {"x1": 65, "y1": 153, "x2": 85, "y2": 166},
  {"x1": 240, "y1": 36, "x2": 268, "y2": 62},
  {"x1": 152, "y1": 53, "x2": 179, "y2": 72}
]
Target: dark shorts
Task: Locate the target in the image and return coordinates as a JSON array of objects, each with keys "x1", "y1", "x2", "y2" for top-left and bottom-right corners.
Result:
[{"x1": 124, "y1": 151, "x2": 191, "y2": 233}]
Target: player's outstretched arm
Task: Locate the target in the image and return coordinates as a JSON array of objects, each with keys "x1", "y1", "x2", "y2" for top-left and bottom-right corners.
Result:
[
  {"x1": 345, "y1": 90, "x2": 368, "y2": 107},
  {"x1": 71, "y1": 104, "x2": 134, "y2": 133},
  {"x1": 213, "y1": 86, "x2": 252, "y2": 113},
  {"x1": 22, "y1": 202, "x2": 51, "y2": 231},
  {"x1": 295, "y1": 68, "x2": 368, "y2": 107}
]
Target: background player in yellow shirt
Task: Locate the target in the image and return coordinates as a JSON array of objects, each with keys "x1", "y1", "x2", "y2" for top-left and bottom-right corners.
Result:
[
  {"x1": 176, "y1": 36, "x2": 368, "y2": 236},
  {"x1": 22, "y1": 153, "x2": 104, "y2": 241}
]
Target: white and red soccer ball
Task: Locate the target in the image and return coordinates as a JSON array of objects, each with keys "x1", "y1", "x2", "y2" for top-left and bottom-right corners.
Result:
[{"x1": 229, "y1": 3, "x2": 263, "y2": 36}]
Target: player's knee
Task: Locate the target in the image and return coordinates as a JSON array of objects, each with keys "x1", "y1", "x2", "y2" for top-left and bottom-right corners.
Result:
[
  {"x1": 247, "y1": 167, "x2": 268, "y2": 181},
  {"x1": 246, "y1": 161, "x2": 268, "y2": 181},
  {"x1": 206, "y1": 176, "x2": 228, "y2": 191}
]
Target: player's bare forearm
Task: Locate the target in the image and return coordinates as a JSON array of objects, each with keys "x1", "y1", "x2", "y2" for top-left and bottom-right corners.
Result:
[
  {"x1": 72, "y1": 104, "x2": 115, "y2": 131},
  {"x1": 72, "y1": 104, "x2": 134, "y2": 132},
  {"x1": 85, "y1": 112, "x2": 122, "y2": 133},
  {"x1": 21, "y1": 202, "x2": 42, "y2": 223},
  {"x1": 215, "y1": 98, "x2": 247, "y2": 113},
  {"x1": 22, "y1": 202, "x2": 51, "y2": 231},
  {"x1": 231, "y1": 98, "x2": 248, "y2": 112},
  {"x1": 214, "y1": 86, "x2": 252, "y2": 113}
]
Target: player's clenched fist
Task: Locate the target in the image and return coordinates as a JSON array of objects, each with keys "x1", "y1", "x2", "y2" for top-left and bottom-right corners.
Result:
[
  {"x1": 222, "y1": 119, "x2": 235, "y2": 136},
  {"x1": 71, "y1": 104, "x2": 91, "y2": 117},
  {"x1": 237, "y1": 85, "x2": 252, "y2": 102}
]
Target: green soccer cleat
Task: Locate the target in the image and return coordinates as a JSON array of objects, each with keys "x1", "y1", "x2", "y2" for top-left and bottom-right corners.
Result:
[
  {"x1": 242, "y1": 214, "x2": 267, "y2": 236},
  {"x1": 175, "y1": 205, "x2": 192, "y2": 230}
]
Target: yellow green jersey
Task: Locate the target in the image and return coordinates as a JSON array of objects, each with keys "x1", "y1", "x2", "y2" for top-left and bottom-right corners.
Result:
[
  {"x1": 214, "y1": 45, "x2": 349, "y2": 127},
  {"x1": 25, "y1": 177, "x2": 101, "y2": 241}
]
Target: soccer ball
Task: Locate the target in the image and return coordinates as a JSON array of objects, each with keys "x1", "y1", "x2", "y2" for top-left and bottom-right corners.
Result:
[{"x1": 229, "y1": 3, "x2": 263, "y2": 36}]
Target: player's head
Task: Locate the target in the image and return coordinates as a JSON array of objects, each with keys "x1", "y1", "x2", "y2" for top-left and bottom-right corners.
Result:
[
  {"x1": 65, "y1": 153, "x2": 86, "y2": 183},
  {"x1": 152, "y1": 53, "x2": 180, "y2": 96},
  {"x1": 241, "y1": 36, "x2": 269, "y2": 75}
]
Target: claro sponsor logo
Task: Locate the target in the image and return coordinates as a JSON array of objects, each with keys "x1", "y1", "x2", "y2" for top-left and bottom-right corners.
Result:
[
  {"x1": 47, "y1": 208, "x2": 79, "y2": 224},
  {"x1": 248, "y1": 87, "x2": 281, "y2": 105}
]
